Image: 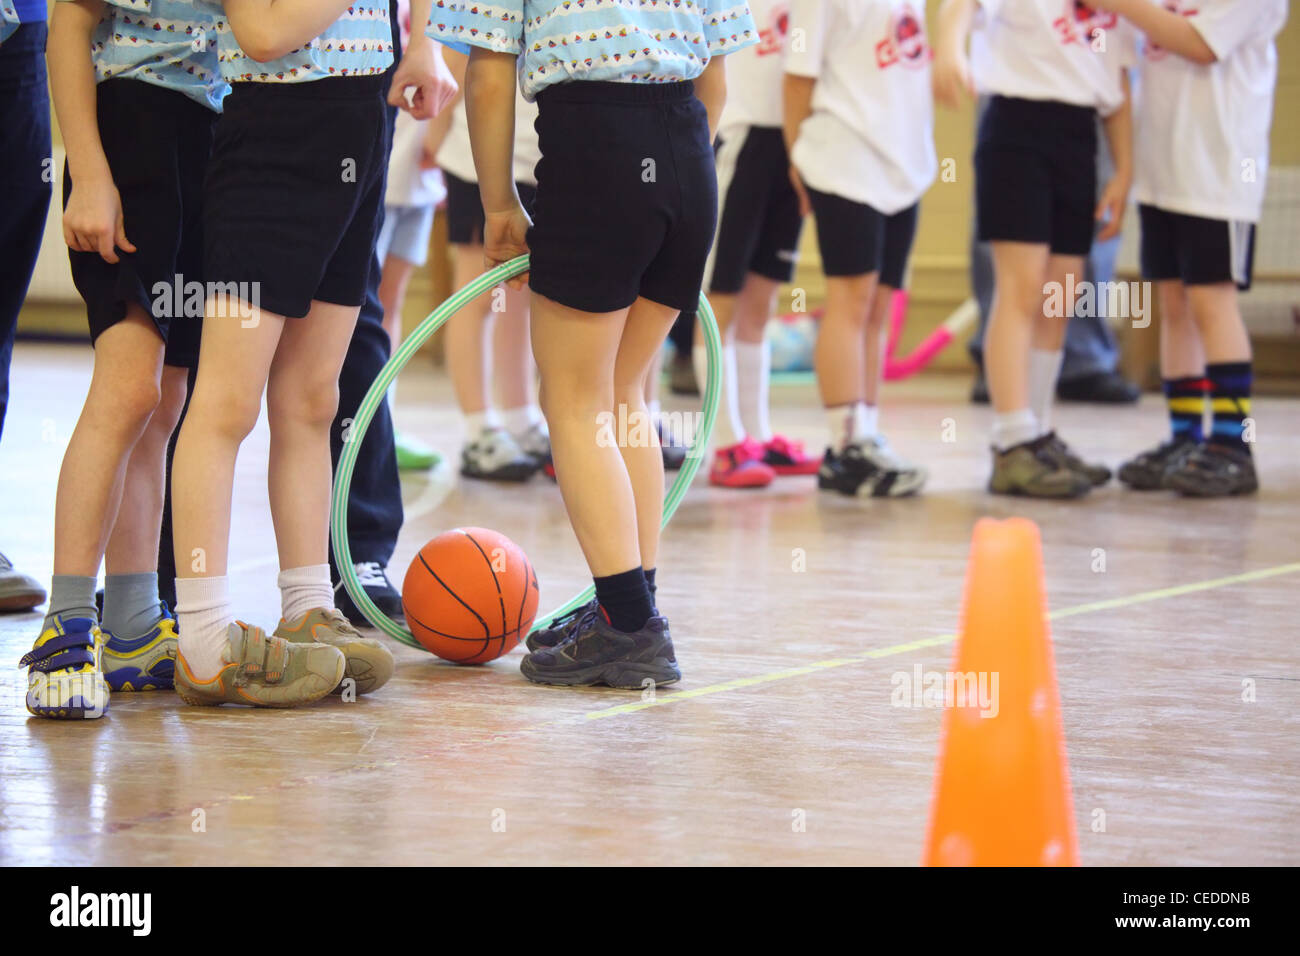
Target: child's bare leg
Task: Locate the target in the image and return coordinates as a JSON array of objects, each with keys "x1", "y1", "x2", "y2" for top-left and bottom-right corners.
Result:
[
  {"x1": 265, "y1": 301, "x2": 361, "y2": 579},
  {"x1": 1158, "y1": 280, "x2": 1204, "y2": 378},
  {"x1": 104, "y1": 363, "x2": 187, "y2": 576},
  {"x1": 815, "y1": 273, "x2": 875, "y2": 448},
  {"x1": 985, "y1": 241, "x2": 1050, "y2": 440},
  {"x1": 98, "y1": 363, "x2": 188, "y2": 638},
  {"x1": 171, "y1": 298, "x2": 285, "y2": 676},
  {"x1": 378, "y1": 253, "x2": 417, "y2": 354},
  {"x1": 445, "y1": 244, "x2": 495, "y2": 419},
  {"x1": 613, "y1": 297, "x2": 681, "y2": 572},
  {"x1": 731, "y1": 274, "x2": 780, "y2": 442},
  {"x1": 863, "y1": 284, "x2": 892, "y2": 408},
  {"x1": 530, "y1": 292, "x2": 637, "y2": 576},
  {"x1": 1028, "y1": 254, "x2": 1085, "y2": 434},
  {"x1": 492, "y1": 284, "x2": 534, "y2": 411},
  {"x1": 45, "y1": 310, "x2": 164, "y2": 628}
]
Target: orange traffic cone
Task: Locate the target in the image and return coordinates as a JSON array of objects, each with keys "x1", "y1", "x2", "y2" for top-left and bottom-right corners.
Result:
[{"x1": 922, "y1": 517, "x2": 1078, "y2": 866}]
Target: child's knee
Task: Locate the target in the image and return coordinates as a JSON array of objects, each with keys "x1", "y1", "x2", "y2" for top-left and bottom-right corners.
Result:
[
  {"x1": 267, "y1": 377, "x2": 339, "y2": 430},
  {"x1": 188, "y1": 383, "x2": 262, "y2": 442}
]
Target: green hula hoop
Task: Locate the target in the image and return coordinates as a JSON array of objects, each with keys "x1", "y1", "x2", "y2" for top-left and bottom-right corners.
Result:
[{"x1": 330, "y1": 254, "x2": 723, "y2": 650}]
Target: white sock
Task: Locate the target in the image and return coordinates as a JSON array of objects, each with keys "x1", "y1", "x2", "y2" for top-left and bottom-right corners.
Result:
[
  {"x1": 852, "y1": 403, "x2": 879, "y2": 443},
  {"x1": 465, "y1": 409, "x2": 503, "y2": 440},
  {"x1": 501, "y1": 403, "x2": 543, "y2": 436},
  {"x1": 175, "y1": 575, "x2": 233, "y2": 681},
  {"x1": 992, "y1": 408, "x2": 1040, "y2": 451},
  {"x1": 694, "y1": 343, "x2": 745, "y2": 449},
  {"x1": 1028, "y1": 348, "x2": 1064, "y2": 436},
  {"x1": 277, "y1": 564, "x2": 333, "y2": 623},
  {"x1": 387, "y1": 383, "x2": 396, "y2": 414},
  {"x1": 734, "y1": 340, "x2": 773, "y2": 442},
  {"x1": 827, "y1": 403, "x2": 858, "y2": 453}
]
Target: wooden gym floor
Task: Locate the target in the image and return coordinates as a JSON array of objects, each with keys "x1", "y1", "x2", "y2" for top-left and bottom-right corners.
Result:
[{"x1": 1, "y1": 341, "x2": 1297, "y2": 866}]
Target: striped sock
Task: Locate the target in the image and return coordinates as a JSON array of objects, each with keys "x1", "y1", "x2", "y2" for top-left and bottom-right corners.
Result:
[
  {"x1": 1206, "y1": 361, "x2": 1253, "y2": 452},
  {"x1": 1164, "y1": 376, "x2": 1208, "y2": 442}
]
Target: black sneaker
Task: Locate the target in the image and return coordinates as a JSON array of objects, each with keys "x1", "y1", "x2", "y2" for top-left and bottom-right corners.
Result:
[
  {"x1": 334, "y1": 562, "x2": 405, "y2": 627},
  {"x1": 524, "y1": 598, "x2": 598, "y2": 652},
  {"x1": 1165, "y1": 443, "x2": 1259, "y2": 497},
  {"x1": 520, "y1": 613, "x2": 681, "y2": 688},
  {"x1": 1117, "y1": 436, "x2": 1198, "y2": 491},
  {"x1": 461, "y1": 428, "x2": 539, "y2": 482},
  {"x1": 817, "y1": 437, "x2": 927, "y2": 498}
]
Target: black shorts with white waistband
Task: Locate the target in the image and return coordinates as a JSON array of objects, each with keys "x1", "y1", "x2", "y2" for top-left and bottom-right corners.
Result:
[
  {"x1": 528, "y1": 80, "x2": 717, "y2": 314},
  {"x1": 1139, "y1": 204, "x2": 1256, "y2": 291},
  {"x1": 708, "y1": 125, "x2": 804, "y2": 294},
  {"x1": 975, "y1": 95, "x2": 1098, "y2": 257},
  {"x1": 204, "y1": 74, "x2": 390, "y2": 319},
  {"x1": 64, "y1": 78, "x2": 214, "y2": 368},
  {"x1": 805, "y1": 187, "x2": 918, "y2": 287},
  {"x1": 443, "y1": 170, "x2": 537, "y2": 246}
]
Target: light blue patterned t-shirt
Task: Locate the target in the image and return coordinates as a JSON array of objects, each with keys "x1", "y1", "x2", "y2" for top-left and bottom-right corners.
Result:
[
  {"x1": 54, "y1": 0, "x2": 227, "y2": 111},
  {"x1": 427, "y1": 0, "x2": 757, "y2": 99},
  {"x1": 210, "y1": 1, "x2": 395, "y2": 84}
]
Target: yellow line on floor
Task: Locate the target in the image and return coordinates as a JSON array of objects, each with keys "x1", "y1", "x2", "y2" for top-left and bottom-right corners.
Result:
[{"x1": 583, "y1": 561, "x2": 1300, "y2": 721}]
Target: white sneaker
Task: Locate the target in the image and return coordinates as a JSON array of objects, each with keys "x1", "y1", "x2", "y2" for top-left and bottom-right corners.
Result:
[
  {"x1": 460, "y1": 428, "x2": 539, "y2": 482},
  {"x1": 823, "y1": 435, "x2": 928, "y2": 498},
  {"x1": 514, "y1": 422, "x2": 551, "y2": 463}
]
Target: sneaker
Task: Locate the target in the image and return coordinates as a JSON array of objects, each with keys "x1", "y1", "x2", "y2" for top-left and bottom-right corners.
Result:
[
  {"x1": 520, "y1": 613, "x2": 681, "y2": 688},
  {"x1": 710, "y1": 438, "x2": 775, "y2": 488},
  {"x1": 175, "y1": 621, "x2": 344, "y2": 708},
  {"x1": 21, "y1": 616, "x2": 110, "y2": 719},
  {"x1": 525, "y1": 598, "x2": 599, "y2": 652},
  {"x1": 514, "y1": 421, "x2": 552, "y2": 467},
  {"x1": 1041, "y1": 431, "x2": 1111, "y2": 486},
  {"x1": 334, "y1": 562, "x2": 405, "y2": 627},
  {"x1": 0, "y1": 552, "x2": 46, "y2": 612},
  {"x1": 658, "y1": 421, "x2": 688, "y2": 471},
  {"x1": 274, "y1": 607, "x2": 394, "y2": 695},
  {"x1": 761, "y1": 434, "x2": 822, "y2": 476},
  {"x1": 461, "y1": 427, "x2": 538, "y2": 482},
  {"x1": 988, "y1": 436, "x2": 1092, "y2": 498},
  {"x1": 818, "y1": 436, "x2": 927, "y2": 498},
  {"x1": 395, "y1": 431, "x2": 442, "y2": 471},
  {"x1": 102, "y1": 602, "x2": 177, "y2": 691},
  {"x1": 1165, "y1": 443, "x2": 1258, "y2": 497},
  {"x1": 1118, "y1": 436, "x2": 1198, "y2": 491}
]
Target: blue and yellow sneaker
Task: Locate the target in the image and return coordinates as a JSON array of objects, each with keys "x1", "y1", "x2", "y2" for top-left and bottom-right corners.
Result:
[
  {"x1": 102, "y1": 603, "x2": 177, "y2": 691},
  {"x1": 20, "y1": 616, "x2": 110, "y2": 719}
]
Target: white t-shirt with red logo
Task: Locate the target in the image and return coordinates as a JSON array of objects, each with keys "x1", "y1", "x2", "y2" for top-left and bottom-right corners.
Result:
[
  {"x1": 1134, "y1": 0, "x2": 1286, "y2": 224},
  {"x1": 971, "y1": 0, "x2": 1137, "y2": 116},
  {"x1": 786, "y1": 0, "x2": 937, "y2": 214},
  {"x1": 719, "y1": 0, "x2": 791, "y2": 135}
]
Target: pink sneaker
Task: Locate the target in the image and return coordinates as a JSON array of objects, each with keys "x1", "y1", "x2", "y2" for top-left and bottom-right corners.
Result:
[
  {"x1": 761, "y1": 434, "x2": 822, "y2": 476},
  {"x1": 710, "y1": 439, "x2": 776, "y2": 488}
]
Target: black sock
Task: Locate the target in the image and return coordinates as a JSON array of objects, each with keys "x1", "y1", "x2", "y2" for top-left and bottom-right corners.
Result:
[
  {"x1": 644, "y1": 567, "x2": 657, "y2": 610},
  {"x1": 1206, "y1": 361, "x2": 1253, "y2": 452},
  {"x1": 594, "y1": 567, "x2": 653, "y2": 633}
]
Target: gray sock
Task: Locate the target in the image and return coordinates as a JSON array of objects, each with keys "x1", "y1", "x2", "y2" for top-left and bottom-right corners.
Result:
[
  {"x1": 42, "y1": 575, "x2": 98, "y2": 632},
  {"x1": 101, "y1": 572, "x2": 163, "y2": 637}
]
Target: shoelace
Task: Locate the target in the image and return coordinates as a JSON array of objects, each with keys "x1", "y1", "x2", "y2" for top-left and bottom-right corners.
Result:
[{"x1": 353, "y1": 562, "x2": 388, "y2": 589}]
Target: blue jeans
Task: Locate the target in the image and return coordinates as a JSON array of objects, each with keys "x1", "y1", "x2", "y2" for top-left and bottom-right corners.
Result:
[{"x1": 0, "y1": 22, "x2": 52, "y2": 442}]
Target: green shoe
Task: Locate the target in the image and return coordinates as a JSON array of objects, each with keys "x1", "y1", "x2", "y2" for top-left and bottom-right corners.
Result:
[
  {"x1": 175, "y1": 622, "x2": 344, "y2": 708},
  {"x1": 395, "y1": 431, "x2": 441, "y2": 471},
  {"x1": 989, "y1": 438, "x2": 1092, "y2": 499},
  {"x1": 274, "y1": 607, "x2": 394, "y2": 695}
]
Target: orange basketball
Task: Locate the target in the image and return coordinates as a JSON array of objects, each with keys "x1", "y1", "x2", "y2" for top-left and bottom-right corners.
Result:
[{"x1": 401, "y1": 527, "x2": 539, "y2": 664}]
